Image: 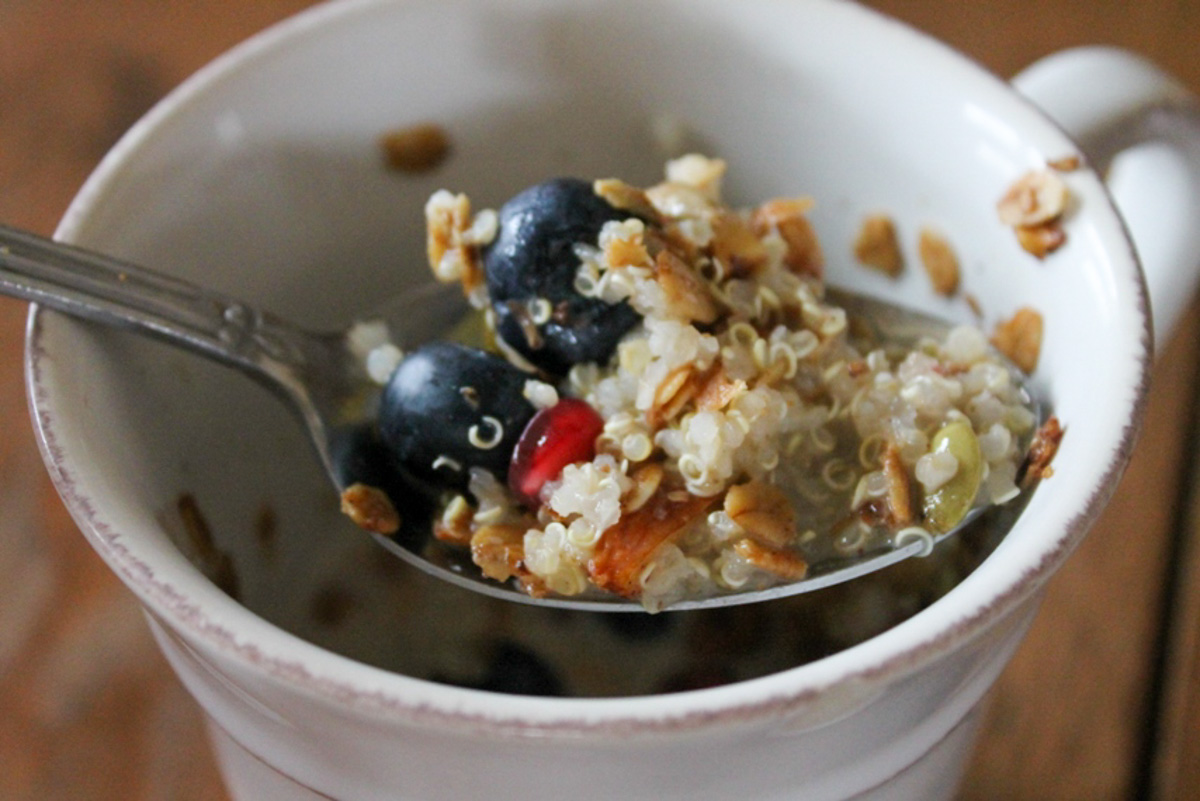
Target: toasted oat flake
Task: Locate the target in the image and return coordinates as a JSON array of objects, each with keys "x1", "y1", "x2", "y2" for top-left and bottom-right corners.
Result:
[
  {"x1": 425, "y1": 190, "x2": 486, "y2": 297},
  {"x1": 601, "y1": 219, "x2": 653, "y2": 270},
  {"x1": 997, "y1": 168, "x2": 1071, "y2": 258},
  {"x1": 918, "y1": 227, "x2": 960, "y2": 296},
  {"x1": 753, "y1": 199, "x2": 824, "y2": 278},
  {"x1": 340, "y1": 483, "x2": 401, "y2": 535},
  {"x1": 997, "y1": 169, "x2": 1068, "y2": 228},
  {"x1": 470, "y1": 524, "x2": 527, "y2": 583},
  {"x1": 380, "y1": 122, "x2": 451, "y2": 173},
  {"x1": 854, "y1": 214, "x2": 904, "y2": 276},
  {"x1": 1021, "y1": 415, "x2": 1064, "y2": 486},
  {"x1": 991, "y1": 307, "x2": 1044, "y2": 374},
  {"x1": 711, "y1": 212, "x2": 770, "y2": 277},
  {"x1": 881, "y1": 443, "x2": 916, "y2": 526},
  {"x1": 1015, "y1": 221, "x2": 1067, "y2": 259}
]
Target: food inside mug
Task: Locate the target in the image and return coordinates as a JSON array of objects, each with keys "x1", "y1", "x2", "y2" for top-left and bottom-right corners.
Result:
[{"x1": 336, "y1": 155, "x2": 1062, "y2": 612}]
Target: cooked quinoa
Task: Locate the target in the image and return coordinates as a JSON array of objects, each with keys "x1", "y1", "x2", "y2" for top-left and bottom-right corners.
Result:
[{"x1": 418, "y1": 156, "x2": 1041, "y2": 611}]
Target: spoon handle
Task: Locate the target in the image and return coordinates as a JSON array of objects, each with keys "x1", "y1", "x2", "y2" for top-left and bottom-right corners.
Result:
[{"x1": 0, "y1": 225, "x2": 302, "y2": 374}]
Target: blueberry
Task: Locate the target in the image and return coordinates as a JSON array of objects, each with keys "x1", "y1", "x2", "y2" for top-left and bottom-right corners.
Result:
[
  {"x1": 378, "y1": 342, "x2": 536, "y2": 490},
  {"x1": 485, "y1": 178, "x2": 642, "y2": 374},
  {"x1": 330, "y1": 422, "x2": 400, "y2": 493}
]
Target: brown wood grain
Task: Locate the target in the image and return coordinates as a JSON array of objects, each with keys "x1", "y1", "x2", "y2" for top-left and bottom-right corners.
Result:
[
  {"x1": 1, "y1": 2, "x2": 1198, "y2": 799},
  {"x1": 1149, "y1": 329, "x2": 1200, "y2": 800}
]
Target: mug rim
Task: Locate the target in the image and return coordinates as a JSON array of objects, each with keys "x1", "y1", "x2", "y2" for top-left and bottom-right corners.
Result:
[{"x1": 26, "y1": 0, "x2": 1152, "y2": 735}]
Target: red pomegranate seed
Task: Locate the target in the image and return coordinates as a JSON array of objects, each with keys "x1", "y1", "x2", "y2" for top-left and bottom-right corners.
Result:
[{"x1": 508, "y1": 398, "x2": 604, "y2": 507}]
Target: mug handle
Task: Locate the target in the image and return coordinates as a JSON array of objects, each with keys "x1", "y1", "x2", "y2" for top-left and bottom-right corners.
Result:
[{"x1": 1012, "y1": 46, "x2": 1200, "y2": 354}]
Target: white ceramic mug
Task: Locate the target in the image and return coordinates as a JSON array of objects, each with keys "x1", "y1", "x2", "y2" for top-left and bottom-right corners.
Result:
[{"x1": 27, "y1": 1, "x2": 1200, "y2": 799}]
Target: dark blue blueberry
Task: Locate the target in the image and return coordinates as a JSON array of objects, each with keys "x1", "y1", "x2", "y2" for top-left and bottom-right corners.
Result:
[
  {"x1": 378, "y1": 342, "x2": 536, "y2": 490},
  {"x1": 330, "y1": 422, "x2": 400, "y2": 493},
  {"x1": 484, "y1": 178, "x2": 642, "y2": 374}
]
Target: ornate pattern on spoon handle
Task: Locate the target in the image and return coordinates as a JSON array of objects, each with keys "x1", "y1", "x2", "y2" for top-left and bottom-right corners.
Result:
[{"x1": 0, "y1": 224, "x2": 307, "y2": 374}]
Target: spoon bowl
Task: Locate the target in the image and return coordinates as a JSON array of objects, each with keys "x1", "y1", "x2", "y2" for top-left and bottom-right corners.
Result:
[{"x1": 1, "y1": 223, "x2": 1038, "y2": 611}]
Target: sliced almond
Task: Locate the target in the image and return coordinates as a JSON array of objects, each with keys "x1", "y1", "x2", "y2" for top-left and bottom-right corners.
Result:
[
  {"x1": 647, "y1": 364, "x2": 704, "y2": 427},
  {"x1": 1020, "y1": 415, "x2": 1064, "y2": 487},
  {"x1": 881, "y1": 443, "x2": 915, "y2": 527},
  {"x1": 589, "y1": 490, "x2": 715, "y2": 598},
  {"x1": 624, "y1": 462, "x2": 665, "y2": 513},
  {"x1": 731, "y1": 538, "x2": 809, "y2": 581},
  {"x1": 724, "y1": 480, "x2": 798, "y2": 549},
  {"x1": 654, "y1": 249, "x2": 720, "y2": 323},
  {"x1": 594, "y1": 178, "x2": 661, "y2": 223}
]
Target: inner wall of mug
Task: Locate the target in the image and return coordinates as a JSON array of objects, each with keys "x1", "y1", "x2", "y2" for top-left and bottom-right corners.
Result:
[{"x1": 39, "y1": 0, "x2": 1143, "y2": 699}]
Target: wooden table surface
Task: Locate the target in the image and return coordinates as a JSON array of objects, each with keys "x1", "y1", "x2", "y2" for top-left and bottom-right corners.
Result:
[{"x1": 2, "y1": 2, "x2": 1199, "y2": 799}]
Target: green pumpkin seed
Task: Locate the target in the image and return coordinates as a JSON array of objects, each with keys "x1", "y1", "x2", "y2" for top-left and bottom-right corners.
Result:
[{"x1": 922, "y1": 420, "x2": 984, "y2": 533}]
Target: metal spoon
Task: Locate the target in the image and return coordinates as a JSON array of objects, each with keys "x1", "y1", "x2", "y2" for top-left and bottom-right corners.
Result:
[{"x1": 2, "y1": 224, "x2": 1037, "y2": 612}]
